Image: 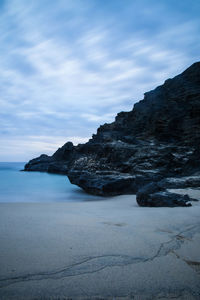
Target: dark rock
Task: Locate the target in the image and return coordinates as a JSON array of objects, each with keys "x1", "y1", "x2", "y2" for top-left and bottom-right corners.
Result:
[
  {"x1": 24, "y1": 62, "x2": 200, "y2": 205},
  {"x1": 52, "y1": 142, "x2": 74, "y2": 161},
  {"x1": 24, "y1": 142, "x2": 75, "y2": 174},
  {"x1": 68, "y1": 171, "x2": 137, "y2": 196},
  {"x1": 68, "y1": 170, "x2": 159, "y2": 196},
  {"x1": 159, "y1": 175, "x2": 200, "y2": 189},
  {"x1": 137, "y1": 190, "x2": 192, "y2": 207},
  {"x1": 24, "y1": 154, "x2": 52, "y2": 172},
  {"x1": 136, "y1": 182, "x2": 199, "y2": 207}
]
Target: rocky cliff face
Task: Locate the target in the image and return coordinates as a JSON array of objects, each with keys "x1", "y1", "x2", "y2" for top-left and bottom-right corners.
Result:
[{"x1": 24, "y1": 62, "x2": 200, "y2": 205}]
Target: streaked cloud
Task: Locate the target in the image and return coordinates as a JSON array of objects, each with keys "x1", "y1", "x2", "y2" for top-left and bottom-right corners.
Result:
[{"x1": 0, "y1": 0, "x2": 199, "y2": 160}]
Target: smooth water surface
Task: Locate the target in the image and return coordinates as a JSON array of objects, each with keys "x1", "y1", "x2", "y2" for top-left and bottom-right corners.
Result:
[{"x1": 0, "y1": 162, "x2": 102, "y2": 202}]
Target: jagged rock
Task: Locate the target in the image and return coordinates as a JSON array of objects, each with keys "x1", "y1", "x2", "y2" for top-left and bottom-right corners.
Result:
[
  {"x1": 24, "y1": 154, "x2": 53, "y2": 172},
  {"x1": 24, "y1": 62, "x2": 200, "y2": 205},
  {"x1": 137, "y1": 190, "x2": 192, "y2": 207},
  {"x1": 24, "y1": 142, "x2": 75, "y2": 174},
  {"x1": 159, "y1": 175, "x2": 200, "y2": 189},
  {"x1": 68, "y1": 170, "x2": 161, "y2": 196},
  {"x1": 136, "y1": 182, "x2": 198, "y2": 207},
  {"x1": 52, "y1": 142, "x2": 74, "y2": 161}
]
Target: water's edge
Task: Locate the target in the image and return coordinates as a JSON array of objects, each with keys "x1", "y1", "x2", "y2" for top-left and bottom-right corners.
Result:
[{"x1": 0, "y1": 162, "x2": 104, "y2": 203}]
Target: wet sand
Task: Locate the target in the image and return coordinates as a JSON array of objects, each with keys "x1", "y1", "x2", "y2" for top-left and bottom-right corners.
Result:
[{"x1": 0, "y1": 189, "x2": 200, "y2": 299}]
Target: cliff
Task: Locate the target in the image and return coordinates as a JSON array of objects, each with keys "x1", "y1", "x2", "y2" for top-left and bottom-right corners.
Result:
[{"x1": 24, "y1": 62, "x2": 200, "y2": 205}]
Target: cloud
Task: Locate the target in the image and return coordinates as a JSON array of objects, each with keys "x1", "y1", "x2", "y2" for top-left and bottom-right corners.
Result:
[
  {"x1": 0, "y1": 135, "x2": 89, "y2": 162},
  {"x1": 81, "y1": 113, "x2": 115, "y2": 123},
  {"x1": 0, "y1": 0, "x2": 199, "y2": 160}
]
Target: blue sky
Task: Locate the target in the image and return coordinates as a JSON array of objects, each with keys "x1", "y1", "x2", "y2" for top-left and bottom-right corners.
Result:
[{"x1": 0, "y1": 0, "x2": 199, "y2": 161}]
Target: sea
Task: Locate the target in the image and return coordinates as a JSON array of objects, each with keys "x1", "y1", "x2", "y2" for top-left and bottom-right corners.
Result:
[{"x1": 0, "y1": 162, "x2": 101, "y2": 202}]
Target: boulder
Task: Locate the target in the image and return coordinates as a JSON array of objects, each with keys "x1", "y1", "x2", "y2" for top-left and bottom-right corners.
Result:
[{"x1": 137, "y1": 190, "x2": 192, "y2": 207}]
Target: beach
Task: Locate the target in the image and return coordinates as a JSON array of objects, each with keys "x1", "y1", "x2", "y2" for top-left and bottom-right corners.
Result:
[{"x1": 0, "y1": 189, "x2": 200, "y2": 299}]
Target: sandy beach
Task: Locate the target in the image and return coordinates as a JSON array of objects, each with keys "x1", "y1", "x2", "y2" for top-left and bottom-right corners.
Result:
[{"x1": 0, "y1": 189, "x2": 200, "y2": 299}]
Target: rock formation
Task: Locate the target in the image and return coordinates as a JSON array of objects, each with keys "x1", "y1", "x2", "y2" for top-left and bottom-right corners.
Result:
[
  {"x1": 24, "y1": 142, "x2": 74, "y2": 174},
  {"x1": 24, "y1": 62, "x2": 200, "y2": 206}
]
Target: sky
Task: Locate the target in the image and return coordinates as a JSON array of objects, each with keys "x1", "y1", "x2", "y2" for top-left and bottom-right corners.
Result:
[{"x1": 0, "y1": 0, "x2": 199, "y2": 161}]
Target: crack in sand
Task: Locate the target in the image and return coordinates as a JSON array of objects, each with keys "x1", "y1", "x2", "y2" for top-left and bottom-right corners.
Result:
[
  {"x1": 151, "y1": 225, "x2": 199, "y2": 261},
  {"x1": 171, "y1": 249, "x2": 200, "y2": 275},
  {"x1": 0, "y1": 225, "x2": 199, "y2": 289},
  {"x1": 0, "y1": 255, "x2": 145, "y2": 288}
]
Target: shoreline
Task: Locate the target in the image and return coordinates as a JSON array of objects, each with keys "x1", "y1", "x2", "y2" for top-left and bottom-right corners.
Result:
[{"x1": 0, "y1": 190, "x2": 200, "y2": 299}]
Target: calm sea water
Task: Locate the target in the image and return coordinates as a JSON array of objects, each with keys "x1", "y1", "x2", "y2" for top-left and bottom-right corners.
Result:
[{"x1": 0, "y1": 162, "x2": 101, "y2": 202}]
